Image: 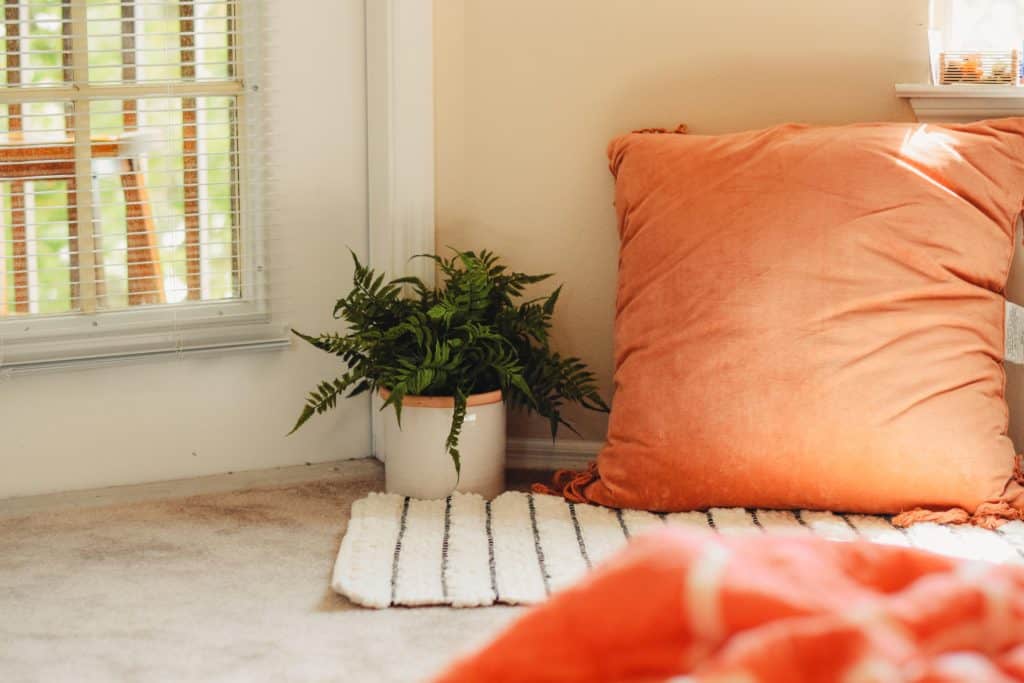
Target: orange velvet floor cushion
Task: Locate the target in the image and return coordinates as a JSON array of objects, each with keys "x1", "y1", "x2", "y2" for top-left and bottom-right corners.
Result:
[
  {"x1": 435, "y1": 529, "x2": 1024, "y2": 682},
  {"x1": 541, "y1": 118, "x2": 1024, "y2": 527}
]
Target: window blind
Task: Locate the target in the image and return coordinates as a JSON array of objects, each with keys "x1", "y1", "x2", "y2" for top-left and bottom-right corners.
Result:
[{"x1": 0, "y1": 0, "x2": 271, "y2": 367}]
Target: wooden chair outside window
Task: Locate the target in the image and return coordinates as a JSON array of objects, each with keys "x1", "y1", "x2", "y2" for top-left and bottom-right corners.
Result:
[{"x1": 0, "y1": 133, "x2": 166, "y2": 313}]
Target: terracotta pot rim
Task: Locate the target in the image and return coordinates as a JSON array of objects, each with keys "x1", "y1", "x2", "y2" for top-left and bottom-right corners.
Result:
[{"x1": 378, "y1": 388, "x2": 503, "y2": 408}]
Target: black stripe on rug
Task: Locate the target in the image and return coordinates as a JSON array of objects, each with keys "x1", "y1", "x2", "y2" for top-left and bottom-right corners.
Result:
[
  {"x1": 389, "y1": 497, "x2": 411, "y2": 606},
  {"x1": 485, "y1": 500, "x2": 499, "y2": 602},
  {"x1": 793, "y1": 509, "x2": 810, "y2": 529},
  {"x1": 616, "y1": 508, "x2": 630, "y2": 539},
  {"x1": 748, "y1": 508, "x2": 764, "y2": 531},
  {"x1": 884, "y1": 515, "x2": 915, "y2": 547},
  {"x1": 441, "y1": 495, "x2": 452, "y2": 601},
  {"x1": 527, "y1": 493, "x2": 551, "y2": 596},
  {"x1": 837, "y1": 513, "x2": 860, "y2": 537},
  {"x1": 994, "y1": 526, "x2": 1024, "y2": 560},
  {"x1": 568, "y1": 503, "x2": 592, "y2": 570}
]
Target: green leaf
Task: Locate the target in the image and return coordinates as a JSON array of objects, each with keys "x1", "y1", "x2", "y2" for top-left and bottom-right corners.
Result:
[
  {"x1": 543, "y1": 285, "x2": 562, "y2": 315},
  {"x1": 347, "y1": 381, "x2": 372, "y2": 398},
  {"x1": 510, "y1": 373, "x2": 536, "y2": 407},
  {"x1": 445, "y1": 389, "x2": 468, "y2": 481},
  {"x1": 288, "y1": 375, "x2": 358, "y2": 435},
  {"x1": 381, "y1": 387, "x2": 405, "y2": 427},
  {"x1": 389, "y1": 275, "x2": 428, "y2": 289},
  {"x1": 288, "y1": 404, "x2": 316, "y2": 435}
]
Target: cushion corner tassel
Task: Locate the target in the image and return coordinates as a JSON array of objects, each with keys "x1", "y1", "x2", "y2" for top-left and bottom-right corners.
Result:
[
  {"x1": 892, "y1": 501, "x2": 1021, "y2": 530},
  {"x1": 530, "y1": 462, "x2": 600, "y2": 504},
  {"x1": 630, "y1": 123, "x2": 689, "y2": 135}
]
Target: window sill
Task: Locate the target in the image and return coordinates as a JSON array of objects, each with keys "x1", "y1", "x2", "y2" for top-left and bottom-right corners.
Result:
[
  {"x1": 0, "y1": 311, "x2": 291, "y2": 375},
  {"x1": 896, "y1": 83, "x2": 1024, "y2": 122}
]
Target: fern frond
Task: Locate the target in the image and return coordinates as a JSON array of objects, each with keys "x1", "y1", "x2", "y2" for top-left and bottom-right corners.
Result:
[
  {"x1": 291, "y1": 329, "x2": 355, "y2": 356},
  {"x1": 445, "y1": 388, "x2": 468, "y2": 480},
  {"x1": 289, "y1": 374, "x2": 359, "y2": 434}
]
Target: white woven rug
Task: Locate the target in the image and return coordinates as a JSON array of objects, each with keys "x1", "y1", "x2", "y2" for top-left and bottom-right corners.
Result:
[{"x1": 332, "y1": 490, "x2": 1024, "y2": 608}]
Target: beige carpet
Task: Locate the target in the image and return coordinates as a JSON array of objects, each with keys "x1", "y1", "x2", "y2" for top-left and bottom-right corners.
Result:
[{"x1": 0, "y1": 459, "x2": 523, "y2": 683}]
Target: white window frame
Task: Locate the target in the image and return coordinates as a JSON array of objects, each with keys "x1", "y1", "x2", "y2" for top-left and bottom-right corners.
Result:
[
  {"x1": 366, "y1": 0, "x2": 434, "y2": 287},
  {"x1": 0, "y1": 0, "x2": 282, "y2": 372},
  {"x1": 365, "y1": 0, "x2": 435, "y2": 461}
]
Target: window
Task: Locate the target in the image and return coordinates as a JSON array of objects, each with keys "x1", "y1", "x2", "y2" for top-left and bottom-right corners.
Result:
[
  {"x1": 929, "y1": 0, "x2": 1024, "y2": 83},
  {"x1": 0, "y1": 0, "x2": 271, "y2": 369},
  {"x1": 934, "y1": 0, "x2": 1023, "y2": 51}
]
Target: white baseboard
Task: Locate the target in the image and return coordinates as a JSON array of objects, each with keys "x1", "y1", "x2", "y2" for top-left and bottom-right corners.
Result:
[{"x1": 506, "y1": 437, "x2": 601, "y2": 470}]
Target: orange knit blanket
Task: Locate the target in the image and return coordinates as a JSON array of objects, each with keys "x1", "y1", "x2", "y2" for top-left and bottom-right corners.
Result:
[{"x1": 435, "y1": 529, "x2": 1024, "y2": 682}]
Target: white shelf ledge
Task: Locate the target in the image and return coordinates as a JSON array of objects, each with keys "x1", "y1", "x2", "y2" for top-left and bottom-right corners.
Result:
[{"x1": 896, "y1": 83, "x2": 1024, "y2": 122}]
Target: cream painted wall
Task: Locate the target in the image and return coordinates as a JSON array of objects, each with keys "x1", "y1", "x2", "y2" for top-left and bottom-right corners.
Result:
[
  {"x1": 0, "y1": 0, "x2": 370, "y2": 499},
  {"x1": 434, "y1": 1, "x2": 1024, "y2": 445}
]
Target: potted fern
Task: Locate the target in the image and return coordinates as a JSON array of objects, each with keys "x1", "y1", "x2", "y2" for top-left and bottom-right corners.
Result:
[{"x1": 290, "y1": 249, "x2": 609, "y2": 499}]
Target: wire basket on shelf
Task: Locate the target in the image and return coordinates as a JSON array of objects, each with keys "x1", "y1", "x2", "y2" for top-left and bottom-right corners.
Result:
[{"x1": 939, "y1": 50, "x2": 1019, "y2": 85}]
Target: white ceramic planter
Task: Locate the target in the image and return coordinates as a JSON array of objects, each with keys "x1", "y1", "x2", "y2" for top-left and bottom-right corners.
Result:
[{"x1": 379, "y1": 389, "x2": 506, "y2": 499}]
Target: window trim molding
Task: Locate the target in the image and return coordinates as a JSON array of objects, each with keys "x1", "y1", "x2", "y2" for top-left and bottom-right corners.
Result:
[
  {"x1": 896, "y1": 83, "x2": 1024, "y2": 122},
  {"x1": 365, "y1": 0, "x2": 436, "y2": 461},
  {"x1": 1, "y1": 321, "x2": 289, "y2": 374},
  {"x1": 365, "y1": 0, "x2": 435, "y2": 288}
]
